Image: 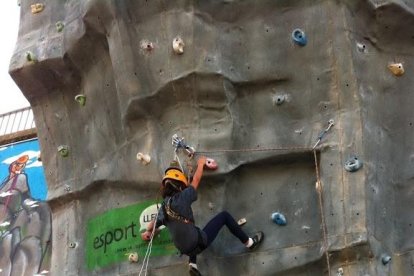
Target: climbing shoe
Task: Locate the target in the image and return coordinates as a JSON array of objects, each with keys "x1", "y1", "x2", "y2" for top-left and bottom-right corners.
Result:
[
  {"x1": 189, "y1": 265, "x2": 202, "y2": 276},
  {"x1": 249, "y1": 231, "x2": 264, "y2": 250}
]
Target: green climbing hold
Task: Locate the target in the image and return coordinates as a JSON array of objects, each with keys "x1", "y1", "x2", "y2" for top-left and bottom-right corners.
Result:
[
  {"x1": 75, "y1": 94, "x2": 86, "y2": 106},
  {"x1": 25, "y1": 51, "x2": 37, "y2": 63},
  {"x1": 56, "y1": 21, "x2": 65, "y2": 32},
  {"x1": 58, "y1": 145, "x2": 69, "y2": 157}
]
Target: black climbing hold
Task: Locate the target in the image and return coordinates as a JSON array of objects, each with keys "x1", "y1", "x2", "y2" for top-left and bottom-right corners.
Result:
[
  {"x1": 271, "y1": 212, "x2": 287, "y2": 226},
  {"x1": 344, "y1": 156, "x2": 362, "y2": 172},
  {"x1": 291, "y1": 29, "x2": 307, "y2": 46}
]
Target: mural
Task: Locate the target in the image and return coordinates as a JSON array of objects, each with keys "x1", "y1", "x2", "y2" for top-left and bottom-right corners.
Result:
[
  {"x1": 86, "y1": 201, "x2": 176, "y2": 270},
  {"x1": 0, "y1": 139, "x2": 51, "y2": 276}
]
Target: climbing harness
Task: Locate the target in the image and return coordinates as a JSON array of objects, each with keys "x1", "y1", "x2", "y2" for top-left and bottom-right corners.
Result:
[{"x1": 164, "y1": 197, "x2": 194, "y2": 224}]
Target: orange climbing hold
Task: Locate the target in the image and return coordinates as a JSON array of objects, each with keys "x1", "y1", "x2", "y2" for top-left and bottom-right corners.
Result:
[
  {"x1": 31, "y1": 3, "x2": 44, "y2": 14},
  {"x1": 388, "y1": 63, "x2": 404, "y2": 76}
]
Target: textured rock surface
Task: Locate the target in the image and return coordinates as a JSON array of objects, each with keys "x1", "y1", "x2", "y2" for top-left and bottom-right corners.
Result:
[{"x1": 9, "y1": 0, "x2": 414, "y2": 275}]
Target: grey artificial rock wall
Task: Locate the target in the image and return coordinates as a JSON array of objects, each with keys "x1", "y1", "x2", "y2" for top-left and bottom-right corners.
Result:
[{"x1": 8, "y1": 0, "x2": 414, "y2": 275}]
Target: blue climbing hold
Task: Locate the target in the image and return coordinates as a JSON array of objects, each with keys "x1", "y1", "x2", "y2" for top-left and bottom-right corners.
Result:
[
  {"x1": 344, "y1": 156, "x2": 363, "y2": 172},
  {"x1": 381, "y1": 255, "x2": 391, "y2": 265},
  {"x1": 291, "y1": 29, "x2": 307, "y2": 46},
  {"x1": 271, "y1": 212, "x2": 287, "y2": 226}
]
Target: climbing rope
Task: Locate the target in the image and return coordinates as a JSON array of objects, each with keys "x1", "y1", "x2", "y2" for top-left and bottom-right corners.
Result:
[
  {"x1": 138, "y1": 207, "x2": 160, "y2": 276},
  {"x1": 313, "y1": 150, "x2": 331, "y2": 276},
  {"x1": 195, "y1": 145, "x2": 312, "y2": 155}
]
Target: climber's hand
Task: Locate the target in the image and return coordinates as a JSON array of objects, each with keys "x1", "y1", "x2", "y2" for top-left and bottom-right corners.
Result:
[
  {"x1": 141, "y1": 231, "x2": 152, "y2": 241},
  {"x1": 197, "y1": 156, "x2": 207, "y2": 167}
]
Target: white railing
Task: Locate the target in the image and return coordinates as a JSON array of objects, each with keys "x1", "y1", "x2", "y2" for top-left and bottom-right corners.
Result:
[{"x1": 0, "y1": 107, "x2": 35, "y2": 136}]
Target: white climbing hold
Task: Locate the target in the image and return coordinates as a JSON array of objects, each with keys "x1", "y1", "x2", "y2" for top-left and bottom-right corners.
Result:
[
  {"x1": 140, "y1": 40, "x2": 154, "y2": 51},
  {"x1": 337, "y1": 267, "x2": 344, "y2": 276},
  {"x1": 128, "y1": 252, "x2": 139, "y2": 263},
  {"x1": 68, "y1": 242, "x2": 77, "y2": 248},
  {"x1": 172, "y1": 37, "x2": 185, "y2": 54},
  {"x1": 356, "y1": 42, "x2": 367, "y2": 53},
  {"x1": 388, "y1": 63, "x2": 404, "y2": 76},
  {"x1": 237, "y1": 218, "x2": 247, "y2": 226},
  {"x1": 31, "y1": 3, "x2": 44, "y2": 14},
  {"x1": 136, "y1": 152, "x2": 151, "y2": 165},
  {"x1": 208, "y1": 202, "x2": 214, "y2": 210}
]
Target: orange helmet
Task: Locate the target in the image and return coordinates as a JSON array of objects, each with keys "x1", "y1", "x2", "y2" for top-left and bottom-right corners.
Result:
[{"x1": 162, "y1": 168, "x2": 188, "y2": 186}]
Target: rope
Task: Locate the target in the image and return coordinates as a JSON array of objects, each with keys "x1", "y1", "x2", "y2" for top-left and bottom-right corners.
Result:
[
  {"x1": 138, "y1": 208, "x2": 160, "y2": 276},
  {"x1": 195, "y1": 146, "x2": 312, "y2": 155},
  {"x1": 313, "y1": 150, "x2": 331, "y2": 276}
]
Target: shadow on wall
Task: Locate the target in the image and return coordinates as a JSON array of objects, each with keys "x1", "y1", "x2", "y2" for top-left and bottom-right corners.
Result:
[{"x1": 0, "y1": 139, "x2": 51, "y2": 276}]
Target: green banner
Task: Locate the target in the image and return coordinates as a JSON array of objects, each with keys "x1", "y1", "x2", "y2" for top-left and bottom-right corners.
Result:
[{"x1": 86, "y1": 201, "x2": 176, "y2": 270}]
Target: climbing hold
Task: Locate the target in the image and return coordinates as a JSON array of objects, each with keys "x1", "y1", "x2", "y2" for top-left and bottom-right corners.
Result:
[
  {"x1": 31, "y1": 3, "x2": 44, "y2": 14},
  {"x1": 140, "y1": 40, "x2": 154, "y2": 51},
  {"x1": 271, "y1": 212, "x2": 287, "y2": 226},
  {"x1": 74, "y1": 94, "x2": 86, "y2": 106},
  {"x1": 356, "y1": 42, "x2": 367, "y2": 53},
  {"x1": 68, "y1": 242, "x2": 77, "y2": 248},
  {"x1": 205, "y1": 158, "x2": 218, "y2": 170},
  {"x1": 172, "y1": 37, "x2": 185, "y2": 54},
  {"x1": 381, "y1": 254, "x2": 391, "y2": 265},
  {"x1": 388, "y1": 63, "x2": 404, "y2": 76},
  {"x1": 64, "y1": 185, "x2": 71, "y2": 192},
  {"x1": 337, "y1": 267, "x2": 344, "y2": 276},
  {"x1": 344, "y1": 156, "x2": 363, "y2": 172},
  {"x1": 291, "y1": 29, "x2": 307, "y2": 46},
  {"x1": 208, "y1": 202, "x2": 214, "y2": 210},
  {"x1": 58, "y1": 145, "x2": 69, "y2": 157},
  {"x1": 25, "y1": 51, "x2": 37, "y2": 63},
  {"x1": 56, "y1": 21, "x2": 65, "y2": 32},
  {"x1": 136, "y1": 152, "x2": 151, "y2": 165},
  {"x1": 237, "y1": 218, "x2": 247, "y2": 226},
  {"x1": 273, "y1": 95, "x2": 285, "y2": 106},
  {"x1": 128, "y1": 252, "x2": 139, "y2": 263}
]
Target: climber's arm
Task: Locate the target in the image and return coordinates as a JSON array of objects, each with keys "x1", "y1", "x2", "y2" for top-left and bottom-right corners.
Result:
[{"x1": 191, "y1": 156, "x2": 207, "y2": 190}]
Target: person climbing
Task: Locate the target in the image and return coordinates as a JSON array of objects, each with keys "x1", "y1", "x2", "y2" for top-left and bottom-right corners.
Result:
[{"x1": 141, "y1": 156, "x2": 264, "y2": 276}]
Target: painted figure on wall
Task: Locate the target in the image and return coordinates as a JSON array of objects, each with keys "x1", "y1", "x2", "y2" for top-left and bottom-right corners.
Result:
[{"x1": 0, "y1": 139, "x2": 51, "y2": 276}]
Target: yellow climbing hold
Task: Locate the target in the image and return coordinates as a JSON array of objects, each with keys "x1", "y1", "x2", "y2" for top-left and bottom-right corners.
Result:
[
  {"x1": 388, "y1": 63, "x2": 404, "y2": 76},
  {"x1": 31, "y1": 3, "x2": 44, "y2": 14}
]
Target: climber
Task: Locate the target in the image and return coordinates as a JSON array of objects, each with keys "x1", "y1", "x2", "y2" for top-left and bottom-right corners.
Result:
[{"x1": 141, "y1": 156, "x2": 264, "y2": 276}]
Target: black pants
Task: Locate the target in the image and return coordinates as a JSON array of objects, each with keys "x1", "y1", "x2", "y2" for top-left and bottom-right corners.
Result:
[{"x1": 188, "y1": 211, "x2": 249, "y2": 263}]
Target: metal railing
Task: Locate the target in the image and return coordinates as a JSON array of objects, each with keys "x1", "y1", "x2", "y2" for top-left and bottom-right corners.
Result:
[{"x1": 0, "y1": 107, "x2": 35, "y2": 137}]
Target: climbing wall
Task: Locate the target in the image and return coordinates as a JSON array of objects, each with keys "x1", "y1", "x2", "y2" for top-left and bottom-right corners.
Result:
[{"x1": 8, "y1": 0, "x2": 414, "y2": 275}]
